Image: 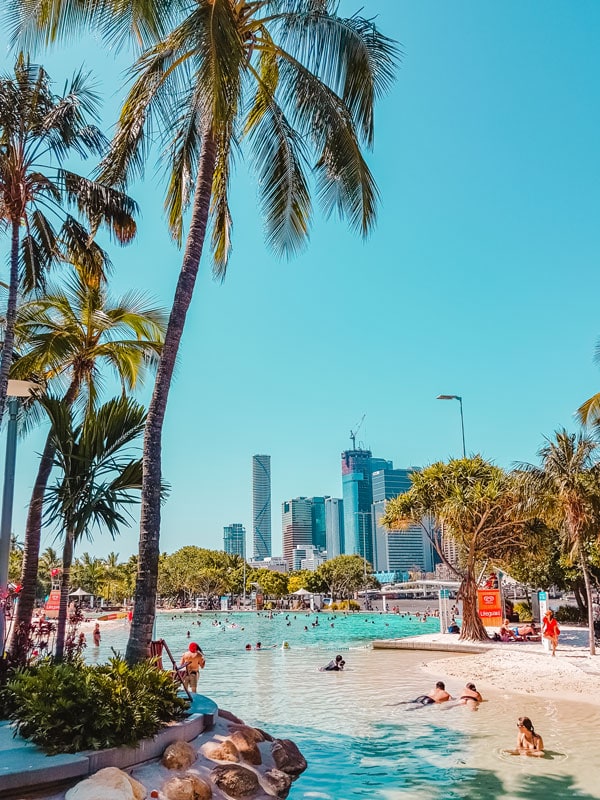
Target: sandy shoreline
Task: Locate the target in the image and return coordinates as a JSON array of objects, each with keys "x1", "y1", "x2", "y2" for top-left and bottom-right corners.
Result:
[{"x1": 413, "y1": 626, "x2": 600, "y2": 707}]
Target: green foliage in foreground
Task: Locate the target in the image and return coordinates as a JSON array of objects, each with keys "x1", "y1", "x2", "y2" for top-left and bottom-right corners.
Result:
[{"x1": 5, "y1": 656, "x2": 187, "y2": 753}]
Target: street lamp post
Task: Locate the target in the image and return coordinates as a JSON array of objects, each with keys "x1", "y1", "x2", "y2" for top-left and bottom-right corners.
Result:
[
  {"x1": 436, "y1": 394, "x2": 466, "y2": 458},
  {"x1": 0, "y1": 380, "x2": 36, "y2": 654}
]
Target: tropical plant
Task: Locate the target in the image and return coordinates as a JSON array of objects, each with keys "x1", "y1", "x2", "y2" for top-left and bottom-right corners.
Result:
[
  {"x1": 43, "y1": 395, "x2": 146, "y2": 660},
  {"x1": 12, "y1": 0, "x2": 398, "y2": 664},
  {"x1": 8, "y1": 268, "x2": 165, "y2": 661},
  {"x1": 516, "y1": 430, "x2": 600, "y2": 655},
  {"x1": 5, "y1": 655, "x2": 186, "y2": 753},
  {"x1": 383, "y1": 457, "x2": 532, "y2": 642},
  {"x1": 0, "y1": 54, "x2": 137, "y2": 429}
]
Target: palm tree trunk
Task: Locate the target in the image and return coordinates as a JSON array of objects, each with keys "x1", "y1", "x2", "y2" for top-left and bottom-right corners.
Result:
[
  {"x1": 125, "y1": 131, "x2": 217, "y2": 665},
  {"x1": 54, "y1": 529, "x2": 74, "y2": 661},
  {"x1": 9, "y1": 379, "x2": 79, "y2": 663},
  {"x1": 458, "y1": 566, "x2": 489, "y2": 642},
  {"x1": 579, "y1": 550, "x2": 596, "y2": 656},
  {"x1": 0, "y1": 220, "x2": 21, "y2": 428}
]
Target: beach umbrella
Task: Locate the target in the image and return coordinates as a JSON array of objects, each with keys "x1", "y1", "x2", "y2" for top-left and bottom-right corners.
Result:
[{"x1": 292, "y1": 588, "x2": 312, "y2": 596}]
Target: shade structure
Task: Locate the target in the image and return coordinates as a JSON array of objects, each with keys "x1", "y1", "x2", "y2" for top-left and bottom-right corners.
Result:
[
  {"x1": 69, "y1": 587, "x2": 92, "y2": 597},
  {"x1": 292, "y1": 588, "x2": 312, "y2": 596}
]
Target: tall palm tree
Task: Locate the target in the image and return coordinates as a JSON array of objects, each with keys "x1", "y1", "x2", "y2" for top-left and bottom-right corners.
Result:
[
  {"x1": 517, "y1": 430, "x2": 600, "y2": 655},
  {"x1": 8, "y1": 267, "x2": 165, "y2": 661},
  {"x1": 43, "y1": 394, "x2": 146, "y2": 660},
  {"x1": 113, "y1": 0, "x2": 397, "y2": 664},
  {"x1": 11, "y1": 0, "x2": 398, "y2": 663},
  {"x1": 0, "y1": 54, "x2": 138, "y2": 428}
]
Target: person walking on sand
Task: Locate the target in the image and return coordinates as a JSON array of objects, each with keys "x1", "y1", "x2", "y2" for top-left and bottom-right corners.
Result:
[
  {"x1": 542, "y1": 609, "x2": 560, "y2": 656},
  {"x1": 179, "y1": 642, "x2": 205, "y2": 693},
  {"x1": 92, "y1": 623, "x2": 101, "y2": 647}
]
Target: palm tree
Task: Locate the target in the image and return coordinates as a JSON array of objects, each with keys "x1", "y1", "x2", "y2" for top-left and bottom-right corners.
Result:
[
  {"x1": 8, "y1": 267, "x2": 165, "y2": 661},
  {"x1": 11, "y1": 0, "x2": 398, "y2": 663},
  {"x1": 517, "y1": 430, "x2": 600, "y2": 656},
  {"x1": 0, "y1": 54, "x2": 138, "y2": 428},
  {"x1": 383, "y1": 457, "x2": 532, "y2": 642},
  {"x1": 43, "y1": 394, "x2": 146, "y2": 660}
]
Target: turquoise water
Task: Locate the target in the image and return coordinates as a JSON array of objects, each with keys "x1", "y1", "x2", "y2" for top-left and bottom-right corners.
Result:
[{"x1": 95, "y1": 612, "x2": 600, "y2": 800}]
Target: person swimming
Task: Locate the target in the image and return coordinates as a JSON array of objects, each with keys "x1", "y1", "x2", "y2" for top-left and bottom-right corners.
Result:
[
  {"x1": 459, "y1": 682, "x2": 483, "y2": 708},
  {"x1": 399, "y1": 681, "x2": 451, "y2": 705},
  {"x1": 322, "y1": 654, "x2": 344, "y2": 671}
]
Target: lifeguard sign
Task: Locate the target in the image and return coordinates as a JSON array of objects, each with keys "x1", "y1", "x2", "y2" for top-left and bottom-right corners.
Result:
[{"x1": 477, "y1": 588, "x2": 502, "y2": 627}]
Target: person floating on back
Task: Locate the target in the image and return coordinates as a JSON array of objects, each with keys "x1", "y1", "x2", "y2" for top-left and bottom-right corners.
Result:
[{"x1": 179, "y1": 642, "x2": 205, "y2": 693}]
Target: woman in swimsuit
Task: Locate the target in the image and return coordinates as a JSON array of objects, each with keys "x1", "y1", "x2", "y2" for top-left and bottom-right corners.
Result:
[
  {"x1": 516, "y1": 717, "x2": 544, "y2": 755},
  {"x1": 459, "y1": 682, "x2": 482, "y2": 709}
]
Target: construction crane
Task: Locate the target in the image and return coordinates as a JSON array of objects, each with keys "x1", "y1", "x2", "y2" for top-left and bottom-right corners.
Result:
[{"x1": 350, "y1": 414, "x2": 366, "y2": 450}]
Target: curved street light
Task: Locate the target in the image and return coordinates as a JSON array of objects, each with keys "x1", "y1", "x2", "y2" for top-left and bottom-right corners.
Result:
[{"x1": 436, "y1": 394, "x2": 466, "y2": 458}]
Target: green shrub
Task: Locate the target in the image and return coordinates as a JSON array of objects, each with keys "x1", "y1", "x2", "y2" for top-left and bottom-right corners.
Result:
[
  {"x1": 513, "y1": 602, "x2": 532, "y2": 622},
  {"x1": 6, "y1": 656, "x2": 187, "y2": 753},
  {"x1": 333, "y1": 600, "x2": 360, "y2": 611},
  {"x1": 554, "y1": 605, "x2": 585, "y2": 624}
]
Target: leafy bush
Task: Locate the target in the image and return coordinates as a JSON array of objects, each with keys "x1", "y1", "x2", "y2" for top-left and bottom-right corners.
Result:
[
  {"x1": 6, "y1": 656, "x2": 187, "y2": 753},
  {"x1": 513, "y1": 602, "x2": 532, "y2": 622},
  {"x1": 554, "y1": 605, "x2": 586, "y2": 624}
]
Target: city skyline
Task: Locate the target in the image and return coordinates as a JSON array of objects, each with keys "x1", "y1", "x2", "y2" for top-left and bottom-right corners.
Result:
[{"x1": 2, "y1": 2, "x2": 600, "y2": 560}]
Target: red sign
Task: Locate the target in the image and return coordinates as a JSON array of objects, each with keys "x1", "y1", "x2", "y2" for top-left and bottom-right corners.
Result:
[
  {"x1": 477, "y1": 588, "x2": 502, "y2": 626},
  {"x1": 45, "y1": 589, "x2": 61, "y2": 617}
]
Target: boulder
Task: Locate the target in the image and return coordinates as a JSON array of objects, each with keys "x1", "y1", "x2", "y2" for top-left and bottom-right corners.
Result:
[
  {"x1": 262, "y1": 769, "x2": 292, "y2": 798},
  {"x1": 254, "y1": 728, "x2": 274, "y2": 743},
  {"x1": 162, "y1": 740, "x2": 197, "y2": 770},
  {"x1": 162, "y1": 774, "x2": 212, "y2": 800},
  {"x1": 271, "y1": 740, "x2": 307, "y2": 777},
  {"x1": 227, "y1": 725, "x2": 265, "y2": 744},
  {"x1": 229, "y1": 731, "x2": 262, "y2": 765},
  {"x1": 218, "y1": 708, "x2": 245, "y2": 724},
  {"x1": 211, "y1": 765, "x2": 260, "y2": 798},
  {"x1": 65, "y1": 767, "x2": 146, "y2": 800},
  {"x1": 203, "y1": 739, "x2": 240, "y2": 762}
]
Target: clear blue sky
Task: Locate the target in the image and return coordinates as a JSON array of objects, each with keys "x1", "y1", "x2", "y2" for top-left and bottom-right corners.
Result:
[{"x1": 2, "y1": 1, "x2": 600, "y2": 560}]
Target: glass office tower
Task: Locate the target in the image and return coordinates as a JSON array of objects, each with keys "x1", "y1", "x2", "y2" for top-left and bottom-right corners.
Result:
[{"x1": 252, "y1": 454, "x2": 271, "y2": 560}]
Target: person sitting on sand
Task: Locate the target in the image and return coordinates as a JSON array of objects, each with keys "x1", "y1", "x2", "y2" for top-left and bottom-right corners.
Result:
[
  {"x1": 459, "y1": 682, "x2": 482, "y2": 709},
  {"x1": 515, "y1": 717, "x2": 544, "y2": 755},
  {"x1": 406, "y1": 681, "x2": 451, "y2": 705},
  {"x1": 499, "y1": 619, "x2": 516, "y2": 641}
]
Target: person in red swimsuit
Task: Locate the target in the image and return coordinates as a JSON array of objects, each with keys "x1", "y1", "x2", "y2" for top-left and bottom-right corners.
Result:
[{"x1": 542, "y1": 610, "x2": 560, "y2": 656}]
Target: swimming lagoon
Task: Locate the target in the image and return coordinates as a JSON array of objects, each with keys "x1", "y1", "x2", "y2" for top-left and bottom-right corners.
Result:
[{"x1": 94, "y1": 612, "x2": 600, "y2": 800}]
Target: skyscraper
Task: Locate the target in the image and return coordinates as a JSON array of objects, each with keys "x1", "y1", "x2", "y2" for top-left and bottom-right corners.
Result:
[
  {"x1": 252, "y1": 454, "x2": 271, "y2": 560},
  {"x1": 371, "y1": 467, "x2": 436, "y2": 573},
  {"x1": 310, "y1": 496, "x2": 328, "y2": 550},
  {"x1": 281, "y1": 497, "x2": 313, "y2": 566},
  {"x1": 341, "y1": 450, "x2": 392, "y2": 564},
  {"x1": 325, "y1": 497, "x2": 344, "y2": 558},
  {"x1": 223, "y1": 523, "x2": 246, "y2": 559}
]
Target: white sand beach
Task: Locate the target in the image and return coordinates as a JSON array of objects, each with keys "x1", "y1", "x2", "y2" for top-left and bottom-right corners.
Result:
[{"x1": 415, "y1": 626, "x2": 600, "y2": 705}]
